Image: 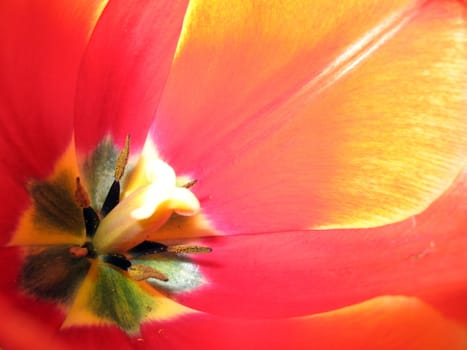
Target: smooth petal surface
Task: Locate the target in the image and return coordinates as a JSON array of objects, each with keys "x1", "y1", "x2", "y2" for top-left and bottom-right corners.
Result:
[
  {"x1": 176, "y1": 168, "x2": 467, "y2": 320},
  {"x1": 0, "y1": 294, "x2": 71, "y2": 350},
  {"x1": 0, "y1": 0, "x2": 106, "y2": 178},
  {"x1": 154, "y1": 0, "x2": 467, "y2": 233},
  {"x1": 0, "y1": 0, "x2": 106, "y2": 244},
  {"x1": 74, "y1": 0, "x2": 189, "y2": 154},
  {"x1": 139, "y1": 296, "x2": 467, "y2": 350},
  {"x1": 2, "y1": 294, "x2": 465, "y2": 350}
]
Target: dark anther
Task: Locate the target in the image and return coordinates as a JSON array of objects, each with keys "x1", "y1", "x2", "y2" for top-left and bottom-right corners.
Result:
[
  {"x1": 103, "y1": 254, "x2": 131, "y2": 271},
  {"x1": 101, "y1": 180, "x2": 120, "y2": 217},
  {"x1": 128, "y1": 241, "x2": 168, "y2": 257},
  {"x1": 83, "y1": 207, "x2": 100, "y2": 238},
  {"x1": 83, "y1": 242, "x2": 97, "y2": 259}
]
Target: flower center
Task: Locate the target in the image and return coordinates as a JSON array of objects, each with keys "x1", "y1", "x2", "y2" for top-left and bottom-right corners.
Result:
[
  {"x1": 72, "y1": 136, "x2": 211, "y2": 282},
  {"x1": 14, "y1": 136, "x2": 212, "y2": 333}
]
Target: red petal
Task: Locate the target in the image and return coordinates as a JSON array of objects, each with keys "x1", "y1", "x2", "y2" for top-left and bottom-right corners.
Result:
[
  {"x1": 74, "y1": 0, "x2": 189, "y2": 154},
  {"x1": 153, "y1": 0, "x2": 466, "y2": 233},
  {"x1": 0, "y1": 0, "x2": 106, "y2": 244},
  {"x1": 0, "y1": 0, "x2": 106, "y2": 179},
  {"x1": 0, "y1": 293, "x2": 72, "y2": 350},
  {"x1": 140, "y1": 297, "x2": 467, "y2": 350},
  {"x1": 176, "y1": 168, "x2": 467, "y2": 321},
  {"x1": 0, "y1": 174, "x2": 29, "y2": 245}
]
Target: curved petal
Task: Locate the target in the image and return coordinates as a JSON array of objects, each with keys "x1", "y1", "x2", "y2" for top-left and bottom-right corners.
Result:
[
  {"x1": 139, "y1": 297, "x2": 467, "y2": 350},
  {"x1": 154, "y1": 0, "x2": 466, "y2": 233},
  {"x1": 175, "y1": 168, "x2": 467, "y2": 320},
  {"x1": 0, "y1": 0, "x2": 106, "y2": 245},
  {"x1": 0, "y1": 0, "x2": 106, "y2": 179},
  {"x1": 73, "y1": 0, "x2": 189, "y2": 155},
  {"x1": 2, "y1": 291, "x2": 465, "y2": 349}
]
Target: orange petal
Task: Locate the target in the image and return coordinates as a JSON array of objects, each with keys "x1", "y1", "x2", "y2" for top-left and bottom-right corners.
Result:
[{"x1": 154, "y1": 0, "x2": 466, "y2": 233}]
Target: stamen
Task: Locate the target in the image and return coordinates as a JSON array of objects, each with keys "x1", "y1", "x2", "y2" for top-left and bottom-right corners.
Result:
[
  {"x1": 69, "y1": 246, "x2": 88, "y2": 258},
  {"x1": 100, "y1": 135, "x2": 131, "y2": 217},
  {"x1": 114, "y1": 135, "x2": 130, "y2": 181},
  {"x1": 75, "y1": 177, "x2": 100, "y2": 237},
  {"x1": 103, "y1": 254, "x2": 132, "y2": 271},
  {"x1": 167, "y1": 245, "x2": 212, "y2": 254},
  {"x1": 127, "y1": 241, "x2": 213, "y2": 257},
  {"x1": 128, "y1": 265, "x2": 168, "y2": 282}
]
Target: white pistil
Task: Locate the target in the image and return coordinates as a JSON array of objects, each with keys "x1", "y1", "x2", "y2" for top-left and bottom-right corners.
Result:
[{"x1": 93, "y1": 159, "x2": 200, "y2": 253}]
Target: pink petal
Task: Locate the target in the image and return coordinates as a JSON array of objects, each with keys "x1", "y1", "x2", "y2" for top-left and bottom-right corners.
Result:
[
  {"x1": 73, "y1": 0, "x2": 189, "y2": 154},
  {"x1": 139, "y1": 297, "x2": 467, "y2": 350},
  {"x1": 175, "y1": 168, "x2": 467, "y2": 320},
  {"x1": 153, "y1": 0, "x2": 466, "y2": 233}
]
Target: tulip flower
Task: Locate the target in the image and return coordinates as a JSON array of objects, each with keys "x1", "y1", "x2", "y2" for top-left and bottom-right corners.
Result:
[{"x1": 0, "y1": 0, "x2": 466, "y2": 349}]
